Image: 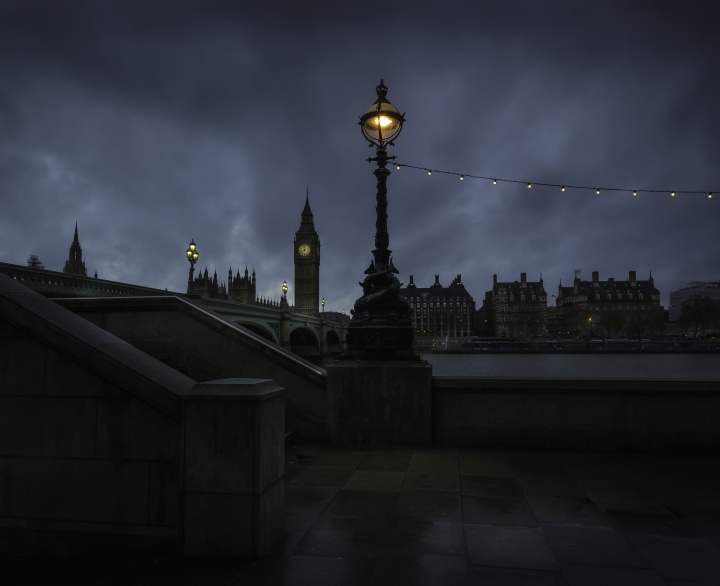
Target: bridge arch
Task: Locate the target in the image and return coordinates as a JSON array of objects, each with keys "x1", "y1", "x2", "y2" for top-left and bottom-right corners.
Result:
[
  {"x1": 326, "y1": 329, "x2": 342, "y2": 354},
  {"x1": 234, "y1": 321, "x2": 278, "y2": 344},
  {"x1": 289, "y1": 326, "x2": 320, "y2": 360}
]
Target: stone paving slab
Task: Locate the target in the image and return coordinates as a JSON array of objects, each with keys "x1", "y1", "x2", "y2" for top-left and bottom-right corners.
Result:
[{"x1": 4, "y1": 444, "x2": 720, "y2": 585}]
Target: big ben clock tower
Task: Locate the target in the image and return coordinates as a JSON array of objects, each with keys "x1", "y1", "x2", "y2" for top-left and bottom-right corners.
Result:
[{"x1": 294, "y1": 192, "x2": 320, "y2": 315}]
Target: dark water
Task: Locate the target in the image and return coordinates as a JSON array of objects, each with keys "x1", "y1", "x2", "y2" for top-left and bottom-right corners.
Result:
[{"x1": 421, "y1": 352, "x2": 720, "y2": 380}]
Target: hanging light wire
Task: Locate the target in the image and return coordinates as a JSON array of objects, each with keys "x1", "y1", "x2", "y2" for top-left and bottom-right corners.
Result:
[{"x1": 393, "y1": 162, "x2": 716, "y2": 197}]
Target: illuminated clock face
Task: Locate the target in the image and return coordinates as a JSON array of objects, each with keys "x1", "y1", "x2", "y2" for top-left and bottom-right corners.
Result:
[{"x1": 298, "y1": 244, "x2": 311, "y2": 257}]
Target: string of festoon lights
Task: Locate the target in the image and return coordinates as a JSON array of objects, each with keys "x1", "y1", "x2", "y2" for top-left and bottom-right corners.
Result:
[{"x1": 393, "y1": 162, "x2": 716, "y2": 199}]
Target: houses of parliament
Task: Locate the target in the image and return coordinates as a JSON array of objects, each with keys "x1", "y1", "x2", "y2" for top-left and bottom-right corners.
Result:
[
  {"x1": 52, "y1": 195, "x2": 323, "y2": 316},
  {"x1": 38, "y1": 197, "x2": 705, "y2": 340}
]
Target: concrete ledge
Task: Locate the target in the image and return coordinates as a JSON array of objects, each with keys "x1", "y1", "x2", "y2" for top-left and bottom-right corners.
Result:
[
  {"x1": 55, "y1": 294, "x2": 328, "y2": 440},
  {"x1": 0, "y1": 274, "x2": 193, "y2": 419},
  {"x1": 181, "y1": 379, "x2": 285, "y2": 557},
  {"x1": 433, "y1": 377, "x2": 720, "y2": 452}
]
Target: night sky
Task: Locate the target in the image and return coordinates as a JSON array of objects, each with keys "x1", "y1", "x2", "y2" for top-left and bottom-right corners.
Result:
[{"x1": 1, "y1": 1, "x2": 717, "y2": 314}]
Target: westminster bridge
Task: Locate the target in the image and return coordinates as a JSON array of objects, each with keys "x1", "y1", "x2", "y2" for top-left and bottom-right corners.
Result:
[{"x1": 0, "y1": 261, "x2": 347, "y2": 362}]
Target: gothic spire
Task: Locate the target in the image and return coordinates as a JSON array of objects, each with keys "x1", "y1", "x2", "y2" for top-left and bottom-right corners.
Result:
[
  {"x1": 63, "y1": 222, "x2": 87, "y2": 276},
  {"x1": 301, "y1": 189, "x2": 313, "y2": 222}
]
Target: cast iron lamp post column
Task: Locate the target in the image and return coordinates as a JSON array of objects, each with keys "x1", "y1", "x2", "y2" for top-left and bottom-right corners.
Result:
[
  {"x1": 186, "y1": 239, "x2": 199, "y2": 294},
  {"x1": 345, "y1": 80, "x2": 418, "y2": 360}
]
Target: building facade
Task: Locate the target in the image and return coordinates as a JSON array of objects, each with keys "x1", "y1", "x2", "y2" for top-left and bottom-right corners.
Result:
[
  {"x1": 555, "y1": 270, "x2": 664, "y2": 338},
  {"x1": 482, "y1": 273, "x2": 548, "y2": 339},
  {"x1": 669, "y1": 280, "x2": 720, "y2": 322},
  {"x1": 191, "y1": 266, "x2": 258, "y2": 304},
  {"x1": 400, "y1": 274, "x2": 476, "y2": 337},
  {"x1": 294, "y1": 194, "x2": 321, "y2": 316}
]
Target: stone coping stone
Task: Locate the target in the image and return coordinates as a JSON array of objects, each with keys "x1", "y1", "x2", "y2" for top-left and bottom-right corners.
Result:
[
  {"x1": 432, "y1": 376, "x2": 720, "y2": 394},
  {"x1": 180, "y1": 379, "x2": 284, "y2": 401}
]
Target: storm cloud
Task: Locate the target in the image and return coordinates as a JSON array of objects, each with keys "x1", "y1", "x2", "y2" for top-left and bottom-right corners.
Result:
[{"x1": 1, "y1": 1, "x2": 717, "y2": 312}]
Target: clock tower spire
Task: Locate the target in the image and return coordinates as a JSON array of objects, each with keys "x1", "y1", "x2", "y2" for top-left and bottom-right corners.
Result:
[{"x1": 294, "y1": 190, "x2": 320, "y2": 315}]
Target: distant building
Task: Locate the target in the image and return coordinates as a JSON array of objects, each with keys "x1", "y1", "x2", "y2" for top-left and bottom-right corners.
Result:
[
  {"x1": 555, "y1": 270, "x2": 664, "y2": 338},
  {"x1": 27, "y1": 255, "x2": 45, "y2": 269},
  {"x1": 482, "y1": 273, "x2": 548, "y2": 339},
  {"x1": 669, "y1": 280, "x2": 720, "y2": 322},
  {"x1": 228, "y1": 267, "x2": 257, "y2": 304},
  {"x1": 323, "y1": 310, "x2": 351, "y2": 325},
  {"x1": 191, "y1": 266, "x2": 257, "y2": 304},
  {"x1": 400, "y1": 274, "x2": 476, "y2": 337},
  {"x1": 63, "y1": 223, "x2": 87, "y2": 277}
]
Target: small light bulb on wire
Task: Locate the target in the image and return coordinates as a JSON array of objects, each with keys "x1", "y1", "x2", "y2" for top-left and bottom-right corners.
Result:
[
  {"x1": 492, "y1": 179, "x2": 497, "y2": 185},
  {"x1": 527, "y1": 183, "x2": 532, "y2": 189},
  {"x1": 596, "y1": 188, "x2": 601, "y2": 195},
  {"x1": 671, "y1": 191, "x2": 676, "y2": 197},
  {"x1": 427, "y1": 169, "x2": 432, "y2": 176},
  {"x1": 633, "y1": 190, "x2": 637, "y2": 197},
  {"x1": 460, "y1": 175, "x2": 464, "y2": 181},
  {"x1": 561, "y1": 186, "x2": 565, "y2": 192}
]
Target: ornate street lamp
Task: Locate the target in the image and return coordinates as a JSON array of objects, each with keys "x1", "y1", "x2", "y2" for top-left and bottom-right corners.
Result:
[
  {"x1": 281, "y1": 280, "x2": 289, "y2": 309},
  {"x1": 346, "y1": 80, "x2": 417, "y2": 360},
  {"x1": 186, "y1": 239, "x2": 199, "y2": 294}
]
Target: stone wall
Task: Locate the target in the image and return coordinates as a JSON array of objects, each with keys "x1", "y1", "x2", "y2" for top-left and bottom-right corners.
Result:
[
  {"x1": 57, "y1": 296, "x2": 327, "y2": 441},
  {"x1": 433, "y1": 377, "x2": 720, "y2": 452},
  {"x1": 0, "y1": 274, "x2": 284, "y2": 557}
]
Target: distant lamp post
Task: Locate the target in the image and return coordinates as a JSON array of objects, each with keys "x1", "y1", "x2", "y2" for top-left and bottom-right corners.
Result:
[
  {"x1": 345, "y1": 80, "x2": 417, "y2": 360},
  {"x1": 281, "y1": 280, "x2": 289, "y2": 309},
  {"x1": 322, "y1": 298, "x2": 325, "y2": 312},
  {"x1": 186, "y1": 239, "x2": 199, "y2": 294}
]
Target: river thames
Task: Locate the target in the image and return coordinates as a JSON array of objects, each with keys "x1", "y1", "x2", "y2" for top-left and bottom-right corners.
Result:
[{"x1": 421, "y1": 352, "x2": 720, "y2": 380}]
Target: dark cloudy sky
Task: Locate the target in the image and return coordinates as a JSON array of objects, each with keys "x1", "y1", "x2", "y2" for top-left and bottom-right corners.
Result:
[{"x1": 1, "y1": 1, "x2": 718, "y2": 313}]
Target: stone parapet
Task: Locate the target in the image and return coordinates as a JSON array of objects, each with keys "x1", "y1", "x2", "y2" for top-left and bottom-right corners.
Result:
[
  {"x1": 180, "y1": 379, "x2": 285, "y2": 558},
  {"x1": 433, "y1": 377, "x2": 720, "y2": 452}
]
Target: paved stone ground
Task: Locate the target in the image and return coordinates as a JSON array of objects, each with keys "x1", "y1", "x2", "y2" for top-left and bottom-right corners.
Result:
[{"x1": 4, "y1": 444, "x2": 720, "y2": 585}]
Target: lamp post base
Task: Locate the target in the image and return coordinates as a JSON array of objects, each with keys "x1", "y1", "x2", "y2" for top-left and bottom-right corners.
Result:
[
  {"x1": 327, "y1": 359, "x2": 432, "y2": 447},
  {"x1": 344, "y1": 318, "x2": 419, "y2": 361}
]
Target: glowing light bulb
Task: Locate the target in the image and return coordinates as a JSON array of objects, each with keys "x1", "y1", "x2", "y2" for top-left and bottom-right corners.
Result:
[
  {"x1": 633, "y1": 191, "x2": 637, "y2": 197},
  {"x1": 596, "y1": 188, "x2": 601, "y2": 195},
  {"x1": 561, "y1": 186, "x2": 565, "y2": 192},
  {"x1": 460, "y1": 175, "x2": 464, "y2": 181},
  {"x1": 527, "y1": 183, "x2": 532, "y2": 189},
  {"x1": 368, "y1": 115, "x2": 394, "y2": 128},
  {"x1": 671, "y1": 192, "x2": 676, "y2": 197},
  {"x1": 492, "y1": 179, "x2": 497, "y2": 185},
  {"x1": 396, "y1": 164, "x2": 400, "y2": 170},
  {"x1": 709, "y1": 193, "x2": 714, "y2": 199},
  {"x1": 427, "y1": 170, "x2": 432, "y2": 176}
]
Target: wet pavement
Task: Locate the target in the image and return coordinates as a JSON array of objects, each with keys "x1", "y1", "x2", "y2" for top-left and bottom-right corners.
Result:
[{"x1": 4, "y1": 444, "x2": 720, "y2": 585}]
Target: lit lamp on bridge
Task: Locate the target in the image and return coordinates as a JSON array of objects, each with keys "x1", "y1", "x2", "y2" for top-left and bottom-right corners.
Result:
[
  {"x1": 345, "y1": 79, "x2": 417, "y2": 360},
  {"x1": 281, "y1": 280, "x2": 289, "y2": 310},
  {"x1": 186, "y1": 239, "x2": 199, "y2": 294}
]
